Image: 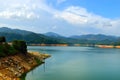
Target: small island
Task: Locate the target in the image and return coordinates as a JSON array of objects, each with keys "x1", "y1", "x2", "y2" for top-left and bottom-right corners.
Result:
[{"x1": 0, "y1": 37, "x2": 50, "y2": 80}]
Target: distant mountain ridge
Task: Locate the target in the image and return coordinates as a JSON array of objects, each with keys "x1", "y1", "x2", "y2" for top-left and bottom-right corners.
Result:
[
  {"x1": 70, "y1": 34, "x2": 117, "y2": 41},
  {"x1": 0, "y1": 27, "x2": 33, "y2": 35},
  {"x1": 0, "y1": 27, "x2": 62, "y2": 44},
  {"x1": 44, "y1": 32, "x2": 63, "y2": 38},
  {"x1": 0, "y1": 27, "x2": 119, "y2": 45}
]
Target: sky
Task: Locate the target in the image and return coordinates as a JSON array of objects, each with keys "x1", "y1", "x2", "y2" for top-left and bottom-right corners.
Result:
[{"x1": 0, "y1": 0, "x2": 120, "y2": 36}]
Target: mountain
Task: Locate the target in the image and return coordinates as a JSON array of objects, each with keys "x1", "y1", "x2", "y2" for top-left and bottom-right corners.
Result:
[
  {"x1": 0, "y1": 27, "x2": 33, "y2": 35},
  {"x1": 70, "y1": 34, "x2": 117, "y2": 41},
  {"x1": 69, "y1": 34, "x2": 119, "y2": 44},
  {"x1": 0, "y1": 32, "x2": 23, "y2": 41},
  {"x1": 0, "y1": 27, "x2": 119, "y2": 45},
  {"x1": 44, "y1": 32, "x2": 63, "y2": 38},
  {"x1": 0, "y1": 27, "x2": 62, "y2": 44}
]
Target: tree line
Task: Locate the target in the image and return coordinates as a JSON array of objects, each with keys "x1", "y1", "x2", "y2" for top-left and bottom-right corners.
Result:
[{"x1": 0, "y1": 36, "x2": 27, "y2": 57}]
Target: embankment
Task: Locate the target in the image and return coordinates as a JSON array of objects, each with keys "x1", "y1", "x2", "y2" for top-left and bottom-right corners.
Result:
[{"x1": 0, "y1": 52, "x2": 50, "y2": 80}]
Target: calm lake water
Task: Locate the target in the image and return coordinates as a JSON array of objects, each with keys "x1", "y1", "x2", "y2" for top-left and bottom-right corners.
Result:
[{"x1": 26, "y1": 46, "x2": 120, "y2": 80}]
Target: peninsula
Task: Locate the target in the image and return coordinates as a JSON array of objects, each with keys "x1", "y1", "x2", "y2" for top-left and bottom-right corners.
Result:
[{"x1": 0, "y1": 37, "x2": 50, "y2": 80}]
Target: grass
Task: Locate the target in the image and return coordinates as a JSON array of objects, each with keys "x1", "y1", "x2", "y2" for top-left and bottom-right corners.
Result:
[
  {"x1": 20, "y1": 73, "x2": 27, "y2": 80},
  {"x1": 35, "y1": 57, "x2": 43, "y2": 64}
]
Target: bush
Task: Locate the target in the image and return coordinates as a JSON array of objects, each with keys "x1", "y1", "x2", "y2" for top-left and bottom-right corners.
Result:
[
  {"x1": 0, "y1": 37, "x2": 27, "y2": 57},
  {"x1": 0, "y1": 36, "x2": 6, "y2": 43},
  {"x1": 0, "y1": 44, "x2": 6, "y2": 57},
  {"x1": 12, "y1": 40, "x2": 27, "y2": 54},
  {"x1": 0, "y1": 42, "x2": 18, "y2": 57}
]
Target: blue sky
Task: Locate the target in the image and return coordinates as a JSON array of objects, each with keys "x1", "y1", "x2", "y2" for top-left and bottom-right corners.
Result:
[
  {"x1": 48, "y1": 0, "x2": 120, "y2": 18},
  {"x1": 0, "y1": 0, "x2": 120, "y2": 36}
]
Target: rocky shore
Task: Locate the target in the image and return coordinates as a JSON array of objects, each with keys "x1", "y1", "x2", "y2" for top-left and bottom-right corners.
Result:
[
  {"x1": 95, "y1": 45, "x2": 120, "y2": 49},
  {"x1": 0, "y1": 52, "x2": 50, "y2": 80}
]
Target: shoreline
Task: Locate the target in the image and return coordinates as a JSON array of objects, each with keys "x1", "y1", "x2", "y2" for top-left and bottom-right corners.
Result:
[
  {"x1": 28, "y1": 44, "x2": 120, "y2": 49},
  {"x1": 95, "y1": 45, "x2": 120, "y2": 49},
  {"x1": 0, "y1": 52, "x2": 51, "y2": 80},
  {"x1": 20, "y1": 52, "x2": 51, "y2": 80}
]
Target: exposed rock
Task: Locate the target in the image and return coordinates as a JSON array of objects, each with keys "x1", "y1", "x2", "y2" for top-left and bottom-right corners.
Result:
[{"x1": 0, "y1": 52, "x2": 50, "y2": 80}]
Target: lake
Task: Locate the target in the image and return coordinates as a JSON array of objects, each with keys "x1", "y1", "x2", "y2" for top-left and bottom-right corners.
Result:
[{"x1": 26, "y1": 46, "x2": 120, "y2": 80}]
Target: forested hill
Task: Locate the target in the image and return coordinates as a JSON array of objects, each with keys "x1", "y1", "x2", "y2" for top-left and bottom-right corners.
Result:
[
  {"x1": 0, "y1": 27, "x2": 62, "y2": 44},
  {"x1": 0, "y1": 27, "x2": 120, "y2": 45}
]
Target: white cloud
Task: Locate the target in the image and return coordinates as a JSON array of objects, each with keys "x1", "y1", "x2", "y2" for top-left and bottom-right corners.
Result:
[
  {"x1": 0, "y1": 0, "x2": 58, "y2": 20},
  {"x1": 54, "y1": 6, "x2": 120, "y2": 35},
  {"x1": 0, "y1": 0, "x2": 43, "y2": 20},
  {"x1": 55, "y1": 12, "x2": 88, "y2": 24},
  {"x1": 57, "y1": 0, "x2": 66, "y2": 4},
  {"x1": 0, "y1": 9, "x2": 39, "y2": 20},
  {"x1": 54, "y1": 6, "x2": 110, "y2": 26},
  {"x1": 0, "y1": 0, "x2": 120, "y2": 36}
]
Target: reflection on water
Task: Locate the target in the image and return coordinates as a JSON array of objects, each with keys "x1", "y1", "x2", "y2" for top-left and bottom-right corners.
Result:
[{"x1": 26, "y1": 46, "x2": 120, "y2": 80}]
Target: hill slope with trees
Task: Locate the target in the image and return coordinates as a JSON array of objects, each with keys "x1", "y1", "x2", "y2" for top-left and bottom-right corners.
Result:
[{"x1": 0, "y1": 27, "x2": 120, "y2": 45}]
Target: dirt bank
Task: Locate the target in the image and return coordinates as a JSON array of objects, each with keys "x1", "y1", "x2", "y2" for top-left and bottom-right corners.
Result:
[{"x1": 0, "y1": 52, "x2": 50, "y2": 80}]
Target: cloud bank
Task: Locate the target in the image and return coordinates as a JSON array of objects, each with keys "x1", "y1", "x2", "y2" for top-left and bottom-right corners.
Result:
[{"x1": 0, "y1": 0, "x2": 119, "y2": 36}]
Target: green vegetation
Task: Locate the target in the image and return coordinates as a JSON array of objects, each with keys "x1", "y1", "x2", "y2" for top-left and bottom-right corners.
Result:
[
  {"x1": 0, "y1": 37, "x2": 27, "y2": 57},
  {"x1": 35, "y1": 57, "x2": 43, "y2": 64},
  {"x1": 12, "y1": 40, "x2": 27, "y2": 54},
  {"x1": 0, "y1": 27, "x2": 120, "y2": 45},
  {"x1": 20, "y1": 73, "x2": 26, "y2": 80},
  {"x1": 0, "y1": 36, "x2": 6, "y2": 43},
  {"x1": 0, "y1": 43, "x2": 17, "y2": 56}
]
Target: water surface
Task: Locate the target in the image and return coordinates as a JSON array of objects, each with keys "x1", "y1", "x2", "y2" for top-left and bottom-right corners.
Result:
[{"x1": 26, "y1": 46, "x2": 120, "y2": 80}]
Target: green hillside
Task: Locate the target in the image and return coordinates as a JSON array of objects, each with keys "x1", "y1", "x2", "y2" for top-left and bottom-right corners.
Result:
[{"x1": 0, "y1": 27, "x2": 119, "y2": 45}]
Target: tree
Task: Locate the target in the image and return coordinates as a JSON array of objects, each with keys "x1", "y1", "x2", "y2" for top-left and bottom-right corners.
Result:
[
  {"x1": 12, "y1": 40, "x2": 27, "y2": 54},
  {"x1": 0, "y1": 36, "x2": 6, "y2": 43}
]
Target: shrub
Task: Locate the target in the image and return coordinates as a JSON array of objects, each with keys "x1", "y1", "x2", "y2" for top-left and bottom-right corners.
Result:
[
  {"x1": 12, "y1": 40, "x2": 27, "y2": 54},
  {"x1": 0, "y1": 37, "x2": 27, "y2": 57},
  {"x1": 0, "y1": 43, "x2": 17, "y2": 57},
  {"x1": 0, "y1": 36, "x2": 6, "y2": 43}
]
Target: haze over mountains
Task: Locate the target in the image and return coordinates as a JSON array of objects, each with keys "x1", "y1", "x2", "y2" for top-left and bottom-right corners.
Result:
[{"x1": 0, "y1": 27, "x2": 119, "y2": 45}]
